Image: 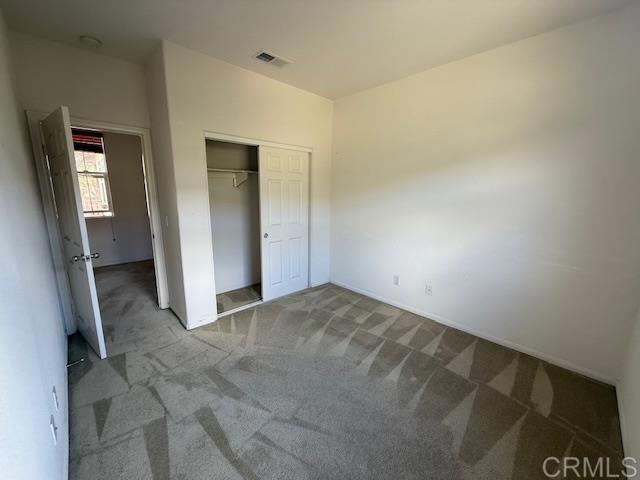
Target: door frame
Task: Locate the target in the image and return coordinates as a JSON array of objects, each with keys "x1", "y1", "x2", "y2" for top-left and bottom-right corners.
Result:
[
  {"x1": 202, "y1": 130, "x2": 312, "y2": 317},
  {"x1": 27, "y1": 111, "x2": 169, "y2": 334}
]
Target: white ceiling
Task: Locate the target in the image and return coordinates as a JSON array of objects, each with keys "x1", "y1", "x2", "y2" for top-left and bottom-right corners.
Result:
[{"x1": 0, "y1": 0, "x2": 633, "y2": 99}]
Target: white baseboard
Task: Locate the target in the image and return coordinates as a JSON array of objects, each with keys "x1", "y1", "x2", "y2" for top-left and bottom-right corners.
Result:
[
  {"x1": 185, "y1": 311, "x2": 219, "y2": 330},
  {"x1": 331, "y1": 279, "x2": 615, "y2": 385},
  {"x1": 617, "y1": 395, "x2": 629, "y2": 456}
]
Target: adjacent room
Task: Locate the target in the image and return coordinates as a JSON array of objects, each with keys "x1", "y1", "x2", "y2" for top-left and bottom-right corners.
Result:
[
  {"x1": 1, "y1": 1, "x2": 639, "y2": 480},
  {"x1": 72, "y1": 127, "x2": 166, "y2": 353}
]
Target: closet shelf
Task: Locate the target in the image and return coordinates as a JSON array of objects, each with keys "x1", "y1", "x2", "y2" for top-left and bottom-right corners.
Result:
[{"x1": 208, "y1": 167, "x2": 256, "y2": 187}]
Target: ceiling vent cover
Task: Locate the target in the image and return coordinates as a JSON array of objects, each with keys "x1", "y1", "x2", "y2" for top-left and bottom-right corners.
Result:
[{"x1": 255, "y1": 51, "x2": 291, "y2": 68}]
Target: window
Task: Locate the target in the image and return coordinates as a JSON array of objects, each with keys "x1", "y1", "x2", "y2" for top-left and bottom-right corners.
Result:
[{"x1": 73, "y1": 129, "x2": 114, "y2": 218}]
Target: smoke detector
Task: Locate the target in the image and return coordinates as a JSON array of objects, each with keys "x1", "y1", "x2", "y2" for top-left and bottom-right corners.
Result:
[{"x1": 254, "y1": 51, "x2": 292, "y2": 68}]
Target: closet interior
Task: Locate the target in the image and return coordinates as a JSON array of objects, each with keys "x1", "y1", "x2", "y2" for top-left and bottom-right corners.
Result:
[{"x1": 206, "y1": 139, "x2": 262, "y2": 314}]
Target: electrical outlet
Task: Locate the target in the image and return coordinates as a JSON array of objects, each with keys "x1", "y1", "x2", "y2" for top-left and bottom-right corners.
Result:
[
  {"x1": 393, "y1": 275, "x2": 400, "y2": 286},
  {"x1": 50, "y1": 415, "x2": 58, "y2": 445},
  {"x1": 52, "y1": 386, "x2": 59, "y2": 411},
  {"x1": 425, "y1": 283, "x2": 433, "y2": 296}
]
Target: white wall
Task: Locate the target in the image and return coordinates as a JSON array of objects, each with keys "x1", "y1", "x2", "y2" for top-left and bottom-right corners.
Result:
[
  {"x1": 146, "y1": 47, "x2": 186, "y2": 320},
  {"x1": 149, "y1": 41, "x2": 333, "y2": 328},
  {"x1": 9, "y1": 31, "x2": 149, "y2": 128},
  {"x1": 620, "y1": 308, "x2": 640, "y2": 461},
  {"x1": 86, "y1": 132, "x2": 153, "y2": 267},
  {"x1": 331, "y1": 2, "x2": 640, "y2": 383},
  {"x1": 0, "y1": 9, "x2": 68, "y2": 480}
]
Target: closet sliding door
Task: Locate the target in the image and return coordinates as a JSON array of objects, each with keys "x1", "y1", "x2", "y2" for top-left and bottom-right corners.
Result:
[{"x1": 259, "y1": 146, "x2": 309, "y2": 301}]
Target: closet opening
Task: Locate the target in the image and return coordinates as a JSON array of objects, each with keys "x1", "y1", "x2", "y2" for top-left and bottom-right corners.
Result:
[{"x1": 206, "y1": 139, "x2": 262, "y2": 314}]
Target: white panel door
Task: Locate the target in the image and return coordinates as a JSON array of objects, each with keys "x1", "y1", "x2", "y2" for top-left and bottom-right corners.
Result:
[
  {"x1": 42, "y1": 107, "x2": 107, "y2": 359},
  {"x1": 259, "y1": 146, "x2": 309, "y2": 301}
]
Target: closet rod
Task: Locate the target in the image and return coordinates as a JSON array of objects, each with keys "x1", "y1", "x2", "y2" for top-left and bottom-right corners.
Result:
[{"x1": 207, "y1": 167, "x2": 258, "y2": 174}]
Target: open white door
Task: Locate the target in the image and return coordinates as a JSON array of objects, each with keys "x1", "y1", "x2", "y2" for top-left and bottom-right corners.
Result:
[
  {"x1": 259, "y1": 146, "x2": 309, "y2": 301},
  {"x1": 41, "y1": 107, "x2": 107, "y2": 359}
]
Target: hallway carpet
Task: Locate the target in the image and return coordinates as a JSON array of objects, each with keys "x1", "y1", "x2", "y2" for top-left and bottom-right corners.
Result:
[{"x1": 68, "y1": 262, "x2": 624, "y2": 479}]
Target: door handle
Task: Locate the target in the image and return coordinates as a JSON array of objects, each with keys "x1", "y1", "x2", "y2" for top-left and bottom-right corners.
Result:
[
  {"x1": 71, "y1": 255, "x2": 82, "y2": 263},
  {"x1": 90, "y1": 252, "x2": 100, "y2": 259},
  {"x1": 263, "y1": 233, "x2": 269, "y2": 238}
]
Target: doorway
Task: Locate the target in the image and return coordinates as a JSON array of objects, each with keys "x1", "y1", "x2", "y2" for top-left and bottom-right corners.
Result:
[
  {"x1": 27, "y1": 107, "x2": 169, "y2": 358},
  {"x1": 72, "y1": 128, "x2": 161, "y2": 344}
]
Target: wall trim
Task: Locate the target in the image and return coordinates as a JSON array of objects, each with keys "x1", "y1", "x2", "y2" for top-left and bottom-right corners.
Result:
[
  {"x1": 187, "y1": 313, "x2": 218, "y2": 330},
  {"x1": 25, "y1": 112, "x2": 76, "y2": 334},
  {"x1": 617, "y1": 395, "x2": 629, "y2": 455},
  {"x1": 331, "y1": 279, "x2": 615, "y2": 385}
]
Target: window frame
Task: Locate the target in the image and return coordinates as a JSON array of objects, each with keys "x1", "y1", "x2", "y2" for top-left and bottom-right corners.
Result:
[{"x1": 72, "y1": 130, "x2": 115, "y2": 218}]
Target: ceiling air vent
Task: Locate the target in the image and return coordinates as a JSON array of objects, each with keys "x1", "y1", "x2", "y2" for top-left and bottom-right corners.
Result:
[{"x1": 254, "y1": 51, "x2": 291, "y2": 68}]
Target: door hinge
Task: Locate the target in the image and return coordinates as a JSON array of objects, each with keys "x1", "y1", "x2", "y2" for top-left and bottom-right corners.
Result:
[{"x1": 72, "y1": 252, "x2": 100, "y2": 263}]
